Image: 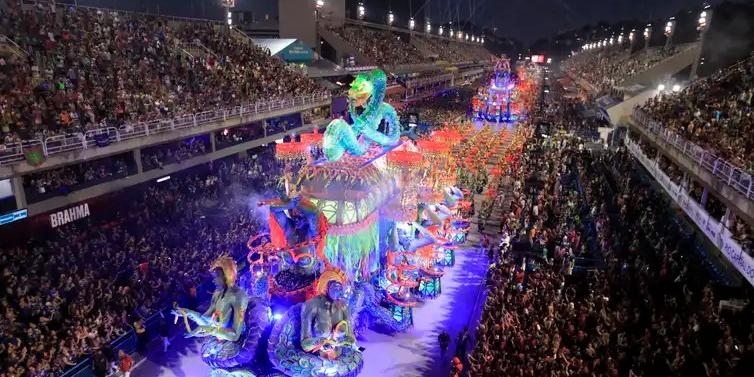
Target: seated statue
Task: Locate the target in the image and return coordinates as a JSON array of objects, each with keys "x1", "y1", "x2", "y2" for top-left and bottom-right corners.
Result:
[
  {"x1": 267, "y1": 268, "x2": 363, "y2": 377},
  {"x1": 300, "y1": 268, "x2": 356, "y2": 360},
  {"x1": 173, "y1": 256, "x2": 269, "y2": 371}
]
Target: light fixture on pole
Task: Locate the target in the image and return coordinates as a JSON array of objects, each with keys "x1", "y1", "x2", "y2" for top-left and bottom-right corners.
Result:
[
  {"x1": 315, "y1": 0, "x2": 324, "y2": 9},
  {"x1": 697, "y1": 5, "x2": 711, "y2": 33},
  {"x1": 409, "y1": 17, "x2": 415, "y2": 30},
  {"x1": 664, "y1": 17, "x2": 675, "y2": 48},
  {"x1": 425, "y1": 18, "x2": 431, "y2": 34},
  {"x1": 357, "y1": 2, "x2": 365, "y2": 20},
  {"x1": 644, "y1": 24, "x2": 652, "y2": 49},
  {"x1": 387, "y1": 10, "x2": 395, "y2": 26},
  {"x1": 439, "y1": 25, "x2": 444, "y2": 36}
]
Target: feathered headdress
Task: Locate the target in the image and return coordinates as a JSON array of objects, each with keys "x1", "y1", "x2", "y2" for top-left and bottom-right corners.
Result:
[
  {"x1": 316, "y1": 267, "x2": 348, "y2": 295},
  {"x1": 210, "y1": 255, "x2": 238, "y2": 287}
]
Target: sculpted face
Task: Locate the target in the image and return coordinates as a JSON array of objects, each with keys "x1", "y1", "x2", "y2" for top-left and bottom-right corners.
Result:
[
  {"x1": 326, "y1": 280, "x2": 344, "y2": 301},
  {"x1": 212, "y1": 268, "x2": 226, "y2": 288},
  {"x1": 348, "y1": 74, "x2": 373, "y2": 108}
]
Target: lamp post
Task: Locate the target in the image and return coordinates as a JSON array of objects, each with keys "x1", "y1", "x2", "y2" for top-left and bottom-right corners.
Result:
[
  {"x1": 692, "y1": 5, "x2": 713, "y2": 79},
  {"x1": 439, "y1": 25, "x2": 444, "y2": 36},
  {"x1": 357, "y1": 2, "x2": 365, "y2": 20},
  {"x1": 222, "y1": 0, "x2": 235, "y2": 27},
  {"x1": 697, "y1": 6, "x2": 712, "y2": 36},
  {"x1": 643, "y1": 24, "x2": 652, "y2": 50},
  {"x1": 387, "y1": 10, "x2": 395, "y2": 26},
  {"x1": 425, "y1": 19, "x2": 431, "y2": 35},
  {"x1": 664, "y1": 17, "x2": 675, "y2": 49},
  {"x1": 629, "y1": 29, "x2": 635, "y2": 48},
  {"x1": 409, "y1": 17, "x2": 415, "y2": 31}
]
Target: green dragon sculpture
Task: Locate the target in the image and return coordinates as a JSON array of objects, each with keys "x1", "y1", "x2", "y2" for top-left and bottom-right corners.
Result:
[{"x1": 323, "y1": 69, "x2": 401, "y2": 161}]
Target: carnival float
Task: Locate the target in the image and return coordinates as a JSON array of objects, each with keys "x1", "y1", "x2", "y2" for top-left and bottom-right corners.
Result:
[
  {"x1": 471, "y1": 56, "x2": 539, "y2": 123},
  {"x1": 173, "y1": 69, "x2": 489, "y2": 377}
]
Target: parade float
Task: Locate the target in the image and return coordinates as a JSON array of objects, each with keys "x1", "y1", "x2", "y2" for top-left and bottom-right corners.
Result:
[
  {"x1": 174, "y1": 69, "x2": 472, "y2": 377},
  {"x1": 471, "y1": 56, "x2": 540, "y2": 124}
]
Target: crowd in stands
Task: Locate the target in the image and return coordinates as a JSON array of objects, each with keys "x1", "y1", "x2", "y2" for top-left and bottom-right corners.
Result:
[
  {"x1": 23, "y1": 153, "x2": 133, "y2": 200},
  {"x1": 420, "y1": 36, "x2": 492, "y2": 63},
  {"x1": 330, "y1": 26, "x2": 424, "y2": 66},
  {"x1": 141, "y1": 138, "x2": 209, "y2": 171},
  {"x1": 400, "y1": 86, "x2": 477, "y2": 127},
  {"x1": 639, "y1": 53, "x2": 754, "y2": 171},
  {"x1": 0, "y1": 2, "x2": 324, "y2": 143},
  {"x1": 564, "y1": 46, "x2": 683, "y2": 92},
  {"x1": 329, "y1": 25, "x2": 491, "y2": 66},
  {"x1": 0, "y1": 145, "x2": 284, "y2": 376},
  {"x1": 468, "y1": 100, "x2": 754, "y2": 376}
]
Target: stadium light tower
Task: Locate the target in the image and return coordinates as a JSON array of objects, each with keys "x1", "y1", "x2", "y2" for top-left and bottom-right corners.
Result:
[
  {"x1": 697, "y1": 5, "x2": 712, "y2": 35},
  {"x1": 425, "y1": 19, "x2": 431, "y2": 34},
  {"x1": 692, "y1": 4, "x2": 713, "y2": 79},
  {"x1": 643, "y1": 24, "x2": 652, "y2": 50},
  {"x1": 357, "y1": 2, "x2": 365, "y2": 20},
  {"x1": 222, "y1": 0, "x2": 235, "y2": 27},
  {"x1": 409, "y1": 17, "x2": 415, "y2": 31},
  {"x1": 664, "y1": 17, "x2": 676, "y2": 49}
]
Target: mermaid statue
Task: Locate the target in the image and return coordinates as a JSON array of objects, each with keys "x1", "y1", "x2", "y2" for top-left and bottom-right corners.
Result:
[
  {"x1": 173, "y1": 256, "x2": 270, "y2": 376},
  {"x1": 268, "y1": 268, "x2": 363, "y2": 377},
  {"x1": 323, "y1": 69, "x2": 401, "y2": 161}
]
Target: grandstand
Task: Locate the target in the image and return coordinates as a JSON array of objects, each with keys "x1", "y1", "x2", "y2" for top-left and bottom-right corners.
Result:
[
  {"x1": 1, "y1": 1, "x2": 753, "y2": 377},
  {"x1": 561, "y1": 1, "x2": 753, "y2": 292}
]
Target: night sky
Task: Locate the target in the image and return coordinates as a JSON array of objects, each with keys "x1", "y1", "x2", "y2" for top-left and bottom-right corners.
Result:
[{"x1": 68, "y1": 0, "x2": 723, "y2": 44}]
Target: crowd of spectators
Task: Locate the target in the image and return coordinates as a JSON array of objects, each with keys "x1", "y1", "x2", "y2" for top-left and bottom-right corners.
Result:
[
  {"x1": 400, "y1": 86, "x2": 478, "y2": 127},
  {"x1": 564, "y1": 46, "x2": 684, "y2": 92},
  {"x1": 420, "y1": 36, "x2": 492, "y2": 63},
  {"x1": 639, "y1": 53, "x2": 754, "y2": 171},
  {"x1": 23, "y1": 153, "x2": 133, "y2": 200},
  {"x1": 469, "y1": 104, "x2": 754, "y2": 376},
  {"x1": 141, "y1": 137, "x2": 209, "y2": 171},
  {"x1": 330, "y1": 26, "x2": 425, "y2": 66},
  {"x1": 0, "y1": 145, "x2": 284, "y2": 376},
  {"x1": 633, "y1": 133, "x2": 753, "y2": 256},
  {"x1": 0, "y1": 1, "x2": 324, "y2": 143},
  {"x1": 329, "y1": 25, "x2": 491, "y2": 66}
]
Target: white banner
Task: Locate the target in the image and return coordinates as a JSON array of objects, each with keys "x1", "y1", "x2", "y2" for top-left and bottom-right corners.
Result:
[{"x1": 626, "y1": 139, "x2": 754, "y2": 287}]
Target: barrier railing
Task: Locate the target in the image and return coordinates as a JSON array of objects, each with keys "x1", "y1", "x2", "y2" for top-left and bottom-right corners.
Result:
[
  {"x1": 0, "y1": 94, "x2": 330, "y2": 167},
  {"x1": 631, "y1": 108, "x2": 754, "y2": 200},
  {"x1": 625, "y1": 137, "x2": 754, "y2": 287}
]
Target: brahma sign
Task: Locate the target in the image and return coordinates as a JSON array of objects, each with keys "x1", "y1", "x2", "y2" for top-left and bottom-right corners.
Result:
[{"x1": 50, "y1": 203, "x2": 91, "y2": 228}]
